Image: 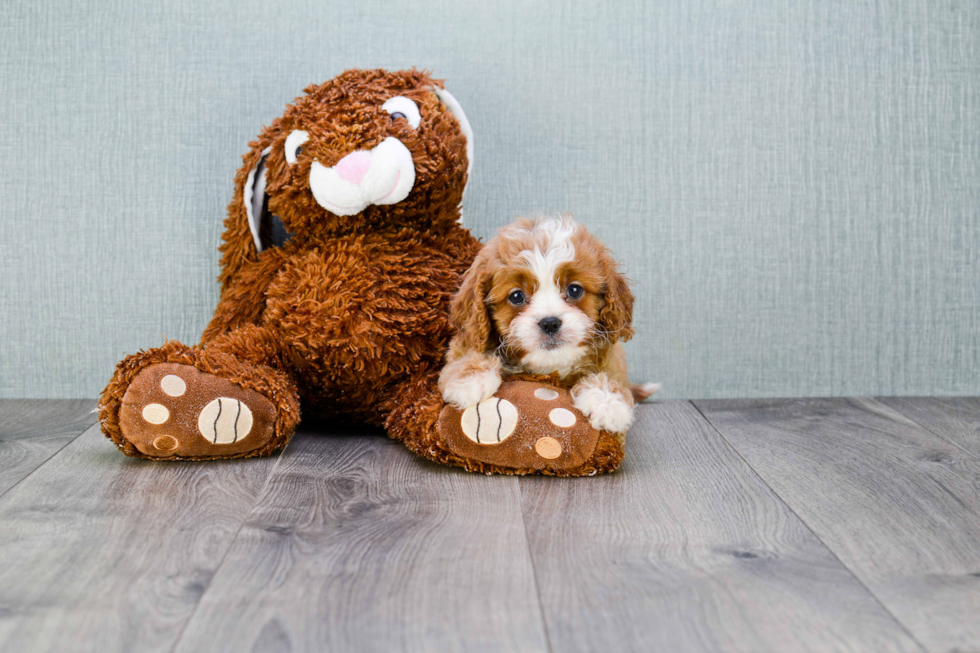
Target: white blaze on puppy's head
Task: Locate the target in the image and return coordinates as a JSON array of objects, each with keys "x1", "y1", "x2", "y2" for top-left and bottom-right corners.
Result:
[{"x1": 501, "y1": 215, "x2": 593, "y2": 377}]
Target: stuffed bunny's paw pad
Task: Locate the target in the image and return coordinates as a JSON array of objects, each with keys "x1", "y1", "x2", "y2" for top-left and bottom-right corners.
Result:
[
  {"x1": 438, "y1": 380, "x2": 614, "y2": 473},
  {"x1": 118, "y1": 363, "x2": 277, "y2": 459}
]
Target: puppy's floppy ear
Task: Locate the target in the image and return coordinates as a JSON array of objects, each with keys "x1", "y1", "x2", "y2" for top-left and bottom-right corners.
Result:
[
  {"x1": 598, "y1": 250, "x2": 635, "y2": 343},
  {"x1": 450, "y1": 250, "x2": 496, "y2": 354}
]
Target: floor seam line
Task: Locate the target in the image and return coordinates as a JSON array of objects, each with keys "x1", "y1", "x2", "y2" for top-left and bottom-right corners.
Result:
[
  {"x1": 0, "y1": 417, "x2": 98, "y2": 502},
  {"x1": 168, "y1": 446, "x2": 289, "y2": 653},
  {"x1": 688, "y1": 399, "x2": 929, "y2": 653},
  {"x1": 863, "y1": 396, "x2": 980, "y2": 466},
  {"x1": 517, "y1": 477, "x2": 555, "y2": 653}
]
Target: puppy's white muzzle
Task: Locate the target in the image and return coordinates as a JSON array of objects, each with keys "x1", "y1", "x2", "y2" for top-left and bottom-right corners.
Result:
[{"x1": 308, "y1": 137, "x2": 416, "y2": 217}]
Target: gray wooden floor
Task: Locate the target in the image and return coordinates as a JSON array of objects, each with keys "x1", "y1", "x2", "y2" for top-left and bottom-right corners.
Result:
[{"x1": 1, "y1": 398, "x2": 979, "y2": 653}]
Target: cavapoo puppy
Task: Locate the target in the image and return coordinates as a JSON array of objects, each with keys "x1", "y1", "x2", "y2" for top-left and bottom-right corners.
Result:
[{"x1": 439, "y1": 214, "x2": 658, "y2": 437}]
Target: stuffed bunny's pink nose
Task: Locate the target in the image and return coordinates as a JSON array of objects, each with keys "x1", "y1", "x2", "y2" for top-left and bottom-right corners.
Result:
[{"x1": 334, "y1": 151, "x2": 372, "y2": 185}]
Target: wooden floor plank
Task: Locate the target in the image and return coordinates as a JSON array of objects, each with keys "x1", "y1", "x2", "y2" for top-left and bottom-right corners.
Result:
[
  {"x1": 0, "y1": 423, "x2": 281, "y2": 653},
  {"x1": 174, "y1": 427, "x2": 549, "y2": 653},
  {"x1": 695, "y1": 397, "x2": 980, "y2": 653},
  {"x1": 874, "y1": 397, "x2": 980, "y2": 462},
  {"x1": 520, "y1": 401, "x2": 921, "y2": 653},
  {"x1": 0, "y1": 399, "x2": 97, "y2": 496}
]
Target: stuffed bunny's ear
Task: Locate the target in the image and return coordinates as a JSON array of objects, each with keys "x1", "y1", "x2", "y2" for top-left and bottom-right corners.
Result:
[
  {"x1": 244, "y1": 146, "x2": 291, "y2": 252},
  {"x1": 432, "y1": 86, "x2": 474, "y2": 184},
  {"x1": 244, "y1": 147, "x2": 271, "y2": 252}
]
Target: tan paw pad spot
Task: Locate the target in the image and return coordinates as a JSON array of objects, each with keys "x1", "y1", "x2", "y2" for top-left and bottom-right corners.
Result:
[
  {"x1": 535, "y1": 437, "x2": 563, "y2": 459},
  {"x1": 198, "y1": 397, "x2": 254, "y2": 444},
  {"x1": 160, "y1": 374, "x2": 187, "y2": 397},
  {"x1": 460, "y1": 398, "x2": 518, "y2": 444},
  {"x1": 142, "y1": 403, "x2": 170, "y2": 424},
  {"x1": 548, "y1": 407, "x2": 576, "y2": 428},
  {"x1": 534, "y1": 388, "x2": 560, "y2": 401},
  {"x1": 153, "y1": 435, "x2": 179, "y2": 453}
]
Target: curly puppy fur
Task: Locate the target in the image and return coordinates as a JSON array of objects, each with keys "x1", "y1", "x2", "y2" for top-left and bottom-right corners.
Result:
[
  {"x1": 439, "y1": 215, "x2": 651, "y2": 440},
  {"x1": 100, "y1": 69, "x2": 482, "y2": 459}
]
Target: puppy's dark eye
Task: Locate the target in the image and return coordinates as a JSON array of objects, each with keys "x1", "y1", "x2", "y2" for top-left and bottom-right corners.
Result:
[
  {"x1": 294, "y1": 145, "x2": 304, "y2": 158},
  {"x1": 390, "y1": 112, "x2": 406, "y2": 121},
  {"x1": 508, "y1": 290, "x2": 526, "y2": 306},
  {"x1": 566, "y1": 283, "x2": 584, "y2": 300}
]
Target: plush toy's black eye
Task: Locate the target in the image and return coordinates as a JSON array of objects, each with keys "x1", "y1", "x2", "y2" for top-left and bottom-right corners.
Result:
[
  {"x1": 508, "y1": 290, "x2": 526, "y2": 305},
  {"x1": 383, "y1": 96, "x2": 421, "y2": 128},
  {"x1": 566, "y1": 283, "x2": 584, "y2": 300},
  {"x1": 284, "y1": 129, "x2": 309, "y2": 165}
]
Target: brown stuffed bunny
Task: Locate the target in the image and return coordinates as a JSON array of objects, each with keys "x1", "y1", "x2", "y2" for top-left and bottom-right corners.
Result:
[{"x1": 99, "y1": 68, "x2": 623, "y2": 475}]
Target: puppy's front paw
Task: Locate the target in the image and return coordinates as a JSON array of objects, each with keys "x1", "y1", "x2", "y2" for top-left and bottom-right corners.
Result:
[
  {"x1": 572, "y1": 384, "x2": 634, "y2": 434},
  {"x1": 439, "y1": 354, "x2": 503, "y2": 409},
  {"x1": 442, "y1": 374, "x2": 501, "y2": 409}
]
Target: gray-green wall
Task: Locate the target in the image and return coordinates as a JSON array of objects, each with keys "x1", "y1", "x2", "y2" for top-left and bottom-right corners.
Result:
[{"x1": 2, "y1": 0, "x2": 978, "y2": 399}]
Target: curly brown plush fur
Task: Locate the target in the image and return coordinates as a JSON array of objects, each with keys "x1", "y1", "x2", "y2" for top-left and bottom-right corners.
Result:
[
  {"x1": 100, "y1": 69, "x2": 481, "y2": 459},
  {"x1": 99, "y1": 68, "x2": 622, "y2": 475}
]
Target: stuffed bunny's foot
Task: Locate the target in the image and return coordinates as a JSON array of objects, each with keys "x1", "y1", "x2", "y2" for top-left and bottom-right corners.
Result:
[
  {"x1": 434, "y1": 379, "x2": 625, "y2": 475},
  {"x1": 115, "y1": 362, "x2": 280, "y2": 459}
]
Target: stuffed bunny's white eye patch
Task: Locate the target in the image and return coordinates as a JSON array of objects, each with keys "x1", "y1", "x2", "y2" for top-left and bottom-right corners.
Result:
[
  {"x1": 285, "y1": 130, "x2": 309, "y2": 164},
  {"x1": 382, "y1": 96, "x2": 421, "y2": 128}
]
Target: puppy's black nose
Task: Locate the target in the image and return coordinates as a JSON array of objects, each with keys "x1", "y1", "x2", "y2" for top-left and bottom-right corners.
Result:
[{"x1": 538, "y1": 317, "x2": 562, "y2": 336}]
